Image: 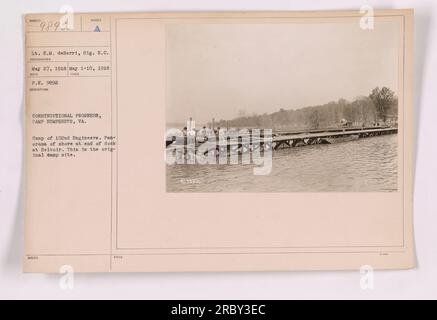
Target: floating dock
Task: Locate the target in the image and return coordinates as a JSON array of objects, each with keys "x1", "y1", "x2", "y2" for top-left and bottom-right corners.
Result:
[
  {"x1": 272, "y1": 127, "x2": 397, "y2": 150},
  {"x1": 166, "y1": 126, "x2": 398, "y2": 156}
]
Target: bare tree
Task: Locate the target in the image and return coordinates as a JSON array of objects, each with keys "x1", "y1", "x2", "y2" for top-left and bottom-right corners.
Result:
[{"x1": 369, "y1": 87, "x2": 395, "y2": 121}]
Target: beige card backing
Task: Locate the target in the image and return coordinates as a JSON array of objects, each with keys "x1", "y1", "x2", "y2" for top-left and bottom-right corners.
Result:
[{"x1": 24, "y1": 10, "x2": 415, "y2": 272}]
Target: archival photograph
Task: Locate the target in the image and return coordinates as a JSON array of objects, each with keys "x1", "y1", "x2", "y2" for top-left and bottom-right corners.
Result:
[{"x1": 165, "y1": 21, "x2": 400, "y2": 192}]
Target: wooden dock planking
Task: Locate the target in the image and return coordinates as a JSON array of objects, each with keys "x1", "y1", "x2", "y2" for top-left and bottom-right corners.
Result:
[
  {"x1": 274, "y1": 127, "x2": 398, "y2": 142},
  {"x1": 273, "y1": 125, "x2": 391, "y2": 136},
  {"x1": 165, "y1": 127, "x2": 398, "y2": 155}
]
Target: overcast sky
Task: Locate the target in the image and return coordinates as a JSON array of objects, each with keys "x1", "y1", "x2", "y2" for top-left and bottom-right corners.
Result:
[{"x1": 166, "y1": 21, "x2": 400, "y2": 125}]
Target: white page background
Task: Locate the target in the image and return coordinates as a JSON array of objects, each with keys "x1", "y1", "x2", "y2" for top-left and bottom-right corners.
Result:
[{"x1": 0, "y1": 0, "x2": 434, "y2": 299}]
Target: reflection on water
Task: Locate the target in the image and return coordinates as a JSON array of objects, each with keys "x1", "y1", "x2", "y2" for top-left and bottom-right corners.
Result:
[{"x1": 166, "y1": 134, "x2": 398, "y2": 192}]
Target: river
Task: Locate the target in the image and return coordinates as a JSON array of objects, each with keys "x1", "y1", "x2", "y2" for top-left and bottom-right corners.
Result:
[{"x1": 166, "y1": 134, "x2": 397, "y2": 192}]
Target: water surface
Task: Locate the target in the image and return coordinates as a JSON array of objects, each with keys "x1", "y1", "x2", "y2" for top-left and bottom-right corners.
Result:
[{"x1": 166, "y1": 134, "x2": 397, "y2": 192}]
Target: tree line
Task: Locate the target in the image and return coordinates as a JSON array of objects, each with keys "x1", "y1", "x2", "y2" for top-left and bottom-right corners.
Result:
[{"x1": 213, "y1": 87, "x2": 398, "y2": 131}]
